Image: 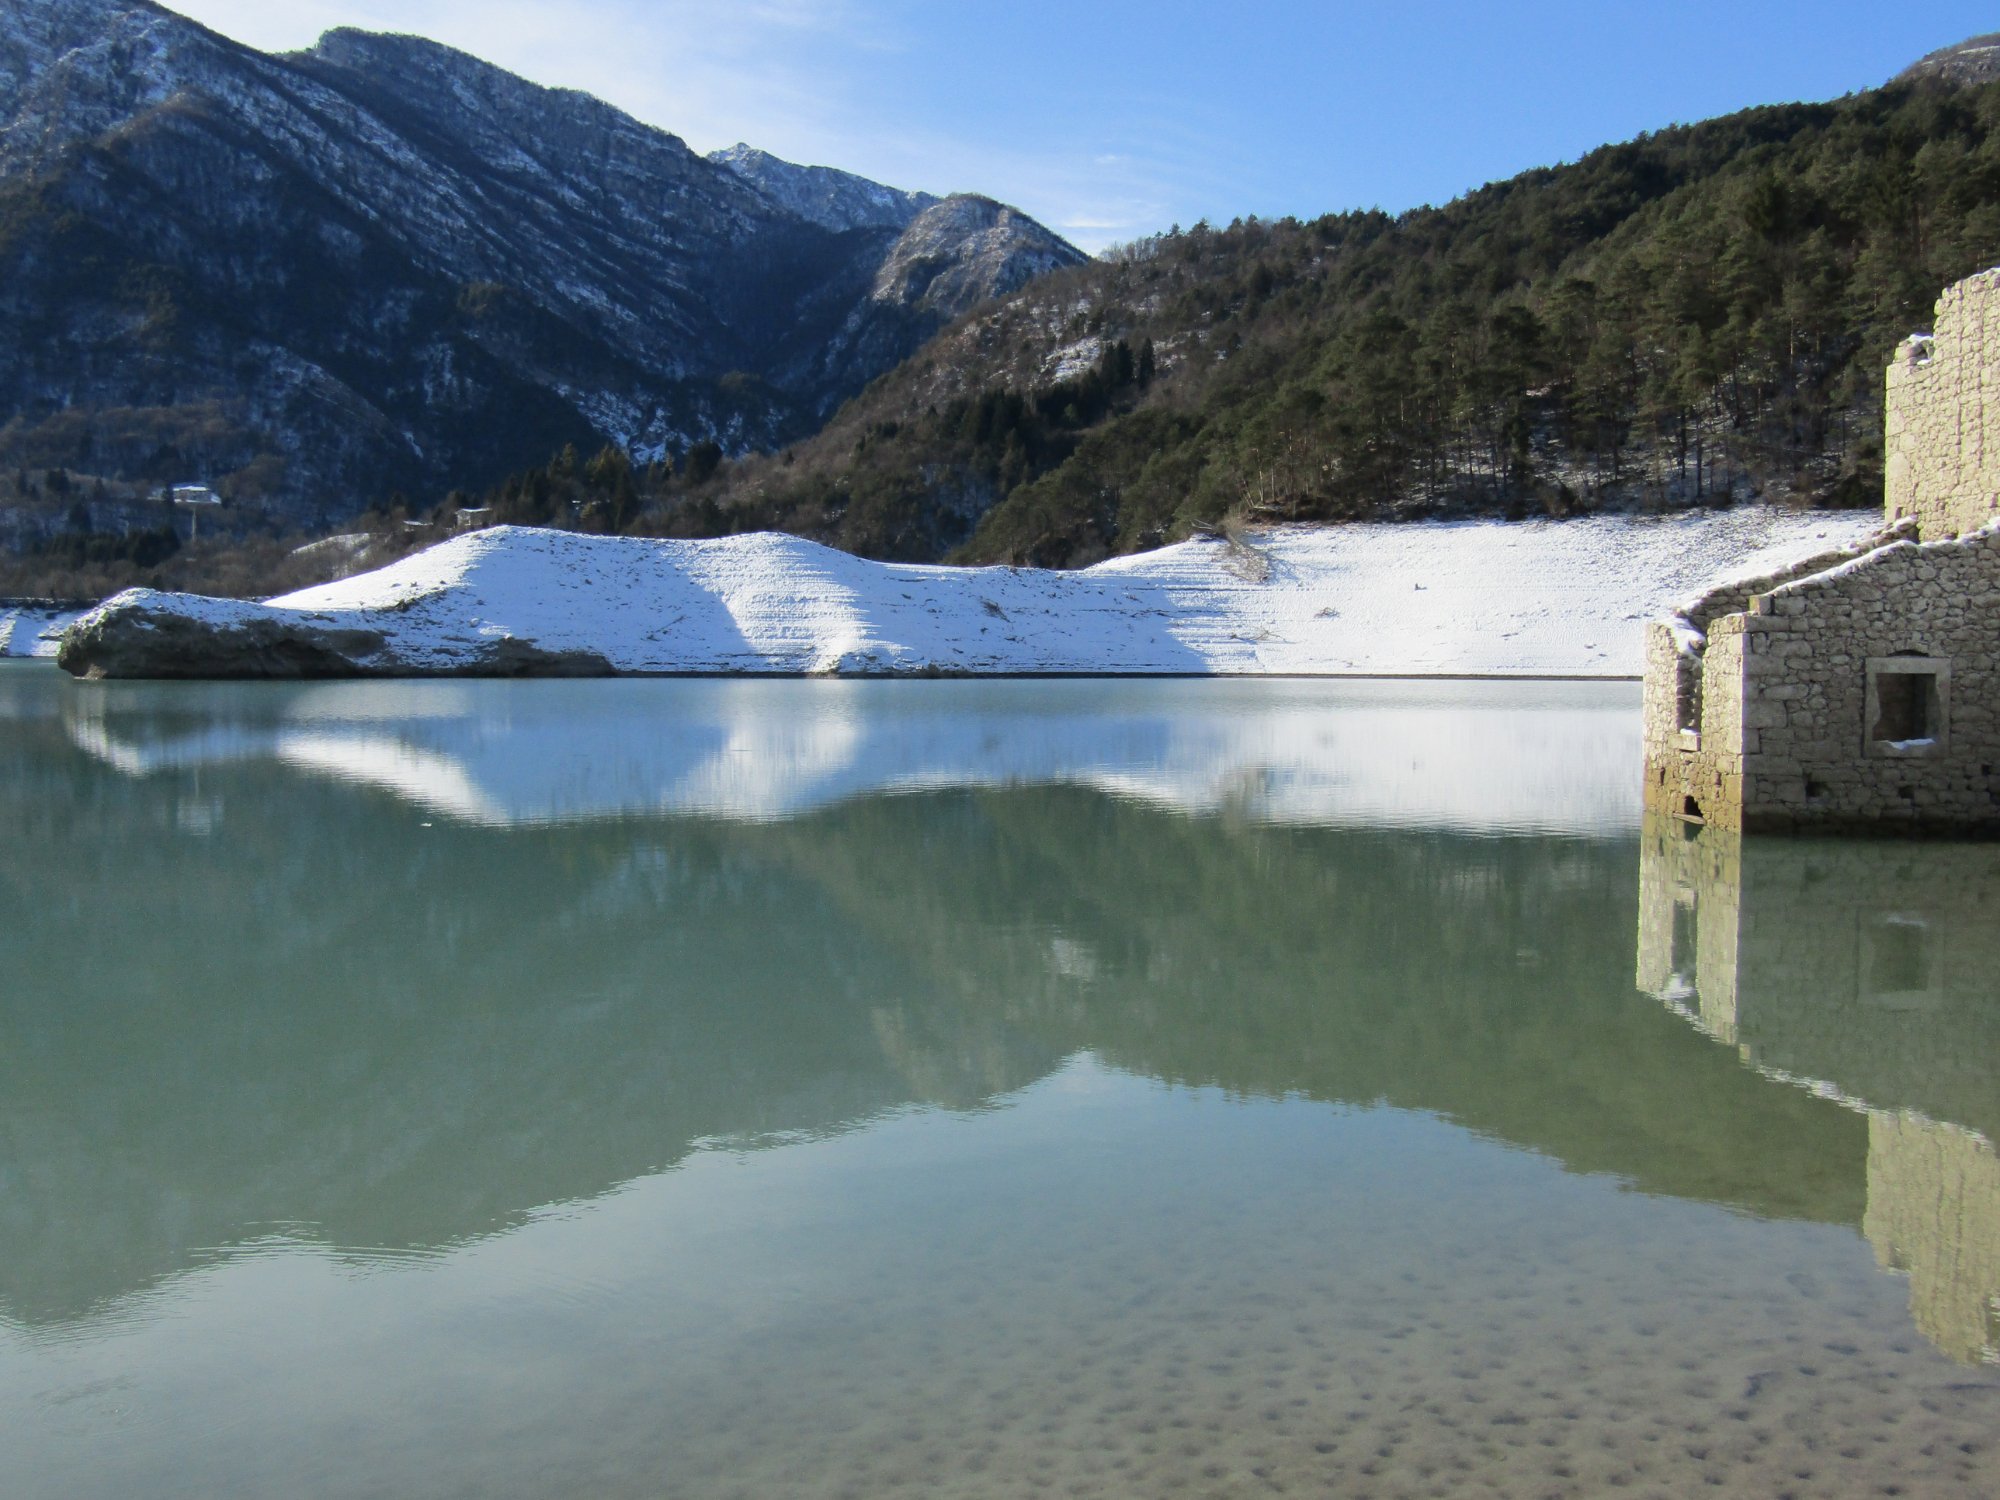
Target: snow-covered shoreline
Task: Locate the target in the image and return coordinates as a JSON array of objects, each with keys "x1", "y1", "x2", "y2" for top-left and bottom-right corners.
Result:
[
  {"x1": 0, "y1": 604, "x2": 86, "y2": 659},
  {"x1": 57, "y1": 511, "x2": 1886, "y2": 679}
]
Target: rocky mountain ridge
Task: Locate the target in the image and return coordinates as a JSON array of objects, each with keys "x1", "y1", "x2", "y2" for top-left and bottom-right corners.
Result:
[
  {"x1": 0, "y1": 0, "x2": 1084, "y2": 522},
  {"x1": 708, "y1": 144, "x2": 937, "y2": 233},
  {"x1": 1896, "y1": 33, "x2": 2000, "y2": 88}
]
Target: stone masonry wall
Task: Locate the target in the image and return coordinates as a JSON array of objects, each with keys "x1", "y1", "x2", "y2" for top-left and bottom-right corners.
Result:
[
  {"x1": 1727, "y1": 528, "x2": 2000, "y2": 831},
  {"x1": 1886, "y1": 267, "x2": 2000, "y2": 540},
  {"x1": 1642, "y1": 617, "x2": 1751, "y2": 830},
  {"x1": 1646, "y1": 526, "x2": 2000, "y2": 832}
]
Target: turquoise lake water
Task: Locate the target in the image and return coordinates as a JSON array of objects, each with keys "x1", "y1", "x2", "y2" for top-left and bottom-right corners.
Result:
[{"x1": 3, "y1": 666, "x2": 1997, "y2": 1498}]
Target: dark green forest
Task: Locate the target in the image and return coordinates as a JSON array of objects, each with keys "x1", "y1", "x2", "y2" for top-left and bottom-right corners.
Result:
[{"x1": 457, "y1": 73, "x2": 2000, "y2": 568}]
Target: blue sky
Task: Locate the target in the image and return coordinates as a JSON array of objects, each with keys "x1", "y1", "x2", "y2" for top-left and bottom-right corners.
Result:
[{"x1": 169, "y1": 1, "x2": 1997, "y2": 251}]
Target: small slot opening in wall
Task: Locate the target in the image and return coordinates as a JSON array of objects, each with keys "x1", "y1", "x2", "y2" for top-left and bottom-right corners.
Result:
[
  {"x1": 1674, "y1": 655, "x2": 1700, "y2": 734},
  {"x1": 1680, "y1": 795, "x2": 1704, "y2": 824},
  {"x1": 1898, "y1": 785, "x2": 1917, "y2": 801},
  {"x1": 1805, "y1": 778, "x2": 1828, "y2": 801}
]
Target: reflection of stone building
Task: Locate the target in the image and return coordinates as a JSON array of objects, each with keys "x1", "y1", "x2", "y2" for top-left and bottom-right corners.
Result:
[
  {"x1": 1642, "y1": 267, "x2": 2000, "y2": 833},
  {"x1": 1639, "y1": 815, "x2": 2000, "y2": 1362},
  {"x1": 1866, "y1": 1114, "x2": 2000, "y2": 1365}
]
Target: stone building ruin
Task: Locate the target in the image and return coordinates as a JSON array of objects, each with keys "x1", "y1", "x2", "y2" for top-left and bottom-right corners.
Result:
[{"x1": 1643, "y1": 267, "x2": 2000, "y2": 833}]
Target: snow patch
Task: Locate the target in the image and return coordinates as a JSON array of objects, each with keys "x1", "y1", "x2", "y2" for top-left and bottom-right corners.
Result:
[
  {"x1": 1, "y1": 605, "x2": 87, "y2": 658},
  {"x1": 1042, "y1": 336, "x2": 1103, "y2": 383}
]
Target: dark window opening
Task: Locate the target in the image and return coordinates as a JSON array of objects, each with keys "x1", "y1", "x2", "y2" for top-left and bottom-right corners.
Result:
[
  {"x1": 1872, "y1": 672, "x2": 1930, "y2": 742},
  {"x1": 1681, "y1": 795, "x2": 1704, "y2": 823},
  {"x1": 1804, "y1": 778, "x2": 1827, "y2": 801}
]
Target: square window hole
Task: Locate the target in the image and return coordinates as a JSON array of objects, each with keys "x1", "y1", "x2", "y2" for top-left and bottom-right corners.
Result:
[
  {"x1": 1873, "y1": 672, "x2": 1930, "y2": 741},
  {"x1": 1866, "y1": 656, "x2": 1950, "y2": 755}
]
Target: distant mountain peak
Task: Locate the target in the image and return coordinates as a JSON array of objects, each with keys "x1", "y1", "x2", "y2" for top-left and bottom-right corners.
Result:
[
  {"x1": 708, "y1": 143, "x2": 937, "y2": 233},
  {"x1": 1896, "y1": 33, "x2": 2000, "y2": 87}
]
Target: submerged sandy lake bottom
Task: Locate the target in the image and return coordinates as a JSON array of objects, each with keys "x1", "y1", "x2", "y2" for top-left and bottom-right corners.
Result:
[{"x1": 3, "y1": 669, "x2": 1997, "y2": 1498}]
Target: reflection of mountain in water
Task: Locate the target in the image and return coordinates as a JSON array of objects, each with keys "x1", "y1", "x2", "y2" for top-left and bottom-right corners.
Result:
[
  {"x1": 1639, "y1": 819, "x2": 2000, "y2": 1363},
  {"x1": 0, "y1": 673, "x2": 1873, "y2": 1329},
  {"x1": 52, "y1": 675, "x2": 1640, "y2": 834}
]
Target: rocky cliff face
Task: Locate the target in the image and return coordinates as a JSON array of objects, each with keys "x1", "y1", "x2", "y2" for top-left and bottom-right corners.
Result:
[
  {"x1": 0, "y1": 0, "x2": 1085, "y2": 521},
  {"x1": 1896, "y1": 33, "x2": 2000, "y2": 88},
  {"x1": 774, "y1": 194, "x2": 1090, "y2": 403}
]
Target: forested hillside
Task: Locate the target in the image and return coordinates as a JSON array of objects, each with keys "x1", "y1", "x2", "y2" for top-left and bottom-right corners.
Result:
[{"x1": 461, "y1": 69, "x2": 2000, "y2": 568}]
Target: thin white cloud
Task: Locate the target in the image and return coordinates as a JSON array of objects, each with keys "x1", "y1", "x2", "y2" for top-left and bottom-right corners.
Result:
[{"x1": 169, "y1": 2, "x2": 889, "y2": 152}]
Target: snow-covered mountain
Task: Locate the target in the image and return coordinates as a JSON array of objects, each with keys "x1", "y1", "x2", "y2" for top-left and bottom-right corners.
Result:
[{"x1": 0, "y1": 0, "x2": 1085, "y2": 518}]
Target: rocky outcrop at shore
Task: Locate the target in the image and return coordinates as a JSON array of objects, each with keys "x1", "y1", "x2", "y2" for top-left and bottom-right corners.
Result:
[{"x1": 57, "y1": 590, "x2": 614, "y2": 679}]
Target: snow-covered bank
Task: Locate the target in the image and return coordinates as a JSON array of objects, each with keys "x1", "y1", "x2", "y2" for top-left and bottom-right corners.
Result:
[
  {"x1": 0, "y1": 604, "x2": 86, "y2": 659},
  {"x1": 59, "y1": 511, "x2": 1885, "y2": 679}
]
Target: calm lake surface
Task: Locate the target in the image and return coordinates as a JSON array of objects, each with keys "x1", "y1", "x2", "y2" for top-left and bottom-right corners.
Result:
[{"x1": 4, "y1": 665, "x2": 1998, "y2": 1499}]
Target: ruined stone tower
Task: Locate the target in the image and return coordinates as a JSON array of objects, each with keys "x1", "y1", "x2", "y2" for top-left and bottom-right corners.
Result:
[{"x1": 1887, "y1": 267, "x2": 2000, "y2": 541}]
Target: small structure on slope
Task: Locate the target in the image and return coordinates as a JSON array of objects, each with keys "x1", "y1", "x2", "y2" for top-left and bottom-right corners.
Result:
[
  {"x1": 1643, "y1": 268, "x2": 2000, "y2": 833},
  {"x1": 165, "y1": 481, "x2": 223, "y2": 543}
]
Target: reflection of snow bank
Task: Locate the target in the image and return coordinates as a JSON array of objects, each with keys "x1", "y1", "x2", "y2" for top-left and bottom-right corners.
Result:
[
  {"x1": 69, "y1": 510, "x2": 1880, "y2": 678},
  {"x1": 0, "y1": 606, "x2": 85, "y2": 658},
  {"x1": 66, "y1": 677, "x2": 1644, "y2": 834}
]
